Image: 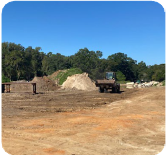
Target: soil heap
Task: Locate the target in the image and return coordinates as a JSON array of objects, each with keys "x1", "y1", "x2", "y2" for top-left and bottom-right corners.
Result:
[
  {"x1": 48, "y1": 70, "x2": 63, "y2": 85},
  {"x1": 62, "y1": 73, "x2": 97, "y2": 91},
  {"x1": 32, "y1": 76, "x2": 58, "y2": 92}
]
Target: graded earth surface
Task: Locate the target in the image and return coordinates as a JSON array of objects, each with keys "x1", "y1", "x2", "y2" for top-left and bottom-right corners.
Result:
[{"x1": 2, "y1": 86, "x2": 165, "y2": 155}]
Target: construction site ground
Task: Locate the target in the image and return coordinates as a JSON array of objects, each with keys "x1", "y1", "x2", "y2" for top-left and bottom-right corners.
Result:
[{"x1": 2, "y1": 86, "x2": 165, "y2": 155}]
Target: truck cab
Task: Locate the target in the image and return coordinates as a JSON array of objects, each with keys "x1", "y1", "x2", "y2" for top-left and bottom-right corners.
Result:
[{"x1": 105, "y1": 72, "x2": 116, "y2": 80}]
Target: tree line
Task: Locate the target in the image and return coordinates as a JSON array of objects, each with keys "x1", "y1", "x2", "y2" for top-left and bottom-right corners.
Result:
[{"x1": 2, "y1": 42, "x2": 165, "y2": 82}]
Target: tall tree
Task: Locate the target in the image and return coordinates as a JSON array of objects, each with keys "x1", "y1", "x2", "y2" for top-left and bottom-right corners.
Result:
[
  {"x1": 73, "y1": 48, "x2": 100, "y2": 71},
  {"x1": 107, "y1": 52, "x2": 137, "y2": 81}
]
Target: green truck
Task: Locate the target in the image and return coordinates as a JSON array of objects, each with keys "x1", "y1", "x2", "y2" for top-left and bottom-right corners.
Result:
[{"x1": 95, "y1": 72, "x2": 120, "y2": 93}]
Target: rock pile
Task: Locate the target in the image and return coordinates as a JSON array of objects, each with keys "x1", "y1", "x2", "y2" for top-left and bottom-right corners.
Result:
[
  {"x1": 126, "y1": 82, "x2": 134, "y2": 89},
  {"x1": 126, "y1": 81, "x2": 162, "y2": 89}
]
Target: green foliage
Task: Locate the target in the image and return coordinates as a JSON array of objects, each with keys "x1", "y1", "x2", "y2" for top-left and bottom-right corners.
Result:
[
  {"x1": 2, "y1": 74, "x2": 10, "y2": 83},
  {"x1": 116, "y1": 70, "x2": 126, "y2": 81},
  {"x1": 107, "y1": 53, "x2": 137, "y2": 81},
  {"x1": 142, "y1": 64, "x2": 165, "y2": 82},
  {"x1": 56, "y1": 68, "x2": 83, "y2": 85},
  {"x1": 117, "y1": 80, "x2": 130, "y2": 84},
  {"x1": 42, "y1": 52, "x2": 72, "y2": 75},
  {"x1": 2, "y1": 42, "x2": 165, "y2": 83},
  {"x1": 73, "y1": 48, "x2": 100, "y2": 70},
  {"x1": 152, "y1": 70, "x2": 165, "y2": 81},
  {"x1": 55, "y1": 71, "x2": 66, "y2": 80},
  {"x1": 162, "y1": 80, "x2": 165, "y2": 86}
]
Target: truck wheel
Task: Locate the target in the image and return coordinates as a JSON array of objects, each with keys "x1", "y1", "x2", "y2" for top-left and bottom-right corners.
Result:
[
  {"x1": 99, "y1": 87, "x2": 104, "y2": 93},
  {"x1": 112, "y1": 87, "x2": 117, "y2": 93},
  {"x1": 117, "y1": 86, "x2": 120, "y2": 93},
  {"x1": 119, "y1": 86, "x2": 120, "y2": 93}
]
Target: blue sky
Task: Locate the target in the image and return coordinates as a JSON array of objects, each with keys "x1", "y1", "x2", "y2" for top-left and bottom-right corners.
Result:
[{"x1": 2, "y1": 1, "x2": 165, "y2": 65}]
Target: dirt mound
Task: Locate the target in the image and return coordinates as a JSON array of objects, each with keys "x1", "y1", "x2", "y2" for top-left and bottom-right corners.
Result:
[
  {"x1": 62, "y1": 73, "x2": 97, "y2": 91},
  {"x1": 10, "y1": 76, "x2": 58, "y2": 93},
  {"x1": 47, "y1": 70, "x2": 62, "y2": 84},
  {"x1": 31, "y1": 76, "x2": 58, "y2": 92},
  {"x1": 48, "y1": 70, "x2": 68, "y2": 85}
]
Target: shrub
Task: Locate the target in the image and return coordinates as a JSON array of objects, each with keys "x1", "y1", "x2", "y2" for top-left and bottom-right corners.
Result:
[
  {"x1": 116, "y1": 70, "x2": 126, "y2": 81},
  {"x1": 162, "y1": 80, "x2": 165, "y2": 86},
  {"x1": 2, "y1": 74, "x2": 10, "y2": 83}
]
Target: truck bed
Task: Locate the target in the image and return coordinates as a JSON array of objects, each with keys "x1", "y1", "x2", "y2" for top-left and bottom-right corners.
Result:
[{"x1": 95, "y1": 79, "x2": 115, "y2": 87}]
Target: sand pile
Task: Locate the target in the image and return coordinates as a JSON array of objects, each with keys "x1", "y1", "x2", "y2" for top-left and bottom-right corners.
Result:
[
  {"x1": 32, "y1": 76, "x2": 58, "y2": 92},
  {"x1": 62, "y1": 73, "x2": 97, "y2": 91}
]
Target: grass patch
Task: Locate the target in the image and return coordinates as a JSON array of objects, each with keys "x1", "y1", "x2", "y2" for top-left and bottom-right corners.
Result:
[
  {"x1": 55, "y1": 71, "x2": 66, "y2": 80},
  {"x1": 55, "y1": 68, "x2": 83, "y2": 85},
  {"x1": 117, "y1": 80, "x2": 131, "y2": 84}
]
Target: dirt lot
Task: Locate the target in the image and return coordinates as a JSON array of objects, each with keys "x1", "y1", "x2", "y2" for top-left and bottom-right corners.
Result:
[{"x1": 2, "y1": 86, "x2": 165, "y2": 155}]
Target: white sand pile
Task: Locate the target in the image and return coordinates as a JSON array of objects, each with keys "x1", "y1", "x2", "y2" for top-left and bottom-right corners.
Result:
[{"x1": 62, "y1": 73, "x2": 97, "y2": 91}]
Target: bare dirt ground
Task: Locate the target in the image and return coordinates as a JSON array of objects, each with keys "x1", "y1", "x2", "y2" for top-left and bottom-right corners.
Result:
[{"x1": 2, "y1": 86, "x2": 165, "y2": 155}]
